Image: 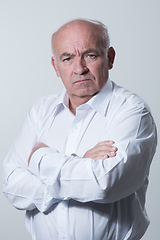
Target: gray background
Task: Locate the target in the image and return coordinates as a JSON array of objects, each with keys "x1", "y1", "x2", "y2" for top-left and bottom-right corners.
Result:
[{"x1": 0, "y1": 0, "x2": 159, "y2": 239}]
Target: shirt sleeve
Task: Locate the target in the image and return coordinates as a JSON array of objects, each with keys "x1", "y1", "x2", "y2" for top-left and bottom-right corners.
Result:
[
  {"x1": 2, "y1": 105, "x2": 61, "y2": 212},
  {"x1": 28, "y1": 104, "x2": 157, "y2": 204}
]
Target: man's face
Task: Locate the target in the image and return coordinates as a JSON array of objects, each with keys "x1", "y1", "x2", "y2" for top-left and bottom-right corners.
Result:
[{"x1": 52, "y1": 23, "x2": 114, "y2": 105}]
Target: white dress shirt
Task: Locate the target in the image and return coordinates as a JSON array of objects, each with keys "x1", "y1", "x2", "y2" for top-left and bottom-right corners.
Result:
[{"x1": 3, "y1": 79, "x2": 157, "y2": 240}]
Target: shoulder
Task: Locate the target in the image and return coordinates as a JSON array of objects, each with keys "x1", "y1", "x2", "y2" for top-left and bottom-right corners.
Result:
[
  {"x1": 111, "y1": 81, "x2": 150, "y2": 112},
  {"x1": 105, "y1": 81, "x2": 153, "y2": 128},
  {"x1": 28, "y1": 90, "x2": 65, "y2": 122},
  {"x1": 32, "y1": 91, "x2": 64, "y2": 109}
]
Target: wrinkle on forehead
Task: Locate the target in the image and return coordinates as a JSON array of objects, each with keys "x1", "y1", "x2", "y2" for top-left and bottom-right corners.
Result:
[{"x1": 52, "y1": 21, "x2": 105, "y2": 58}]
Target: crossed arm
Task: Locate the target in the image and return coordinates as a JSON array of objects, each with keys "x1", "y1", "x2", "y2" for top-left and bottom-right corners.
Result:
[
  {"x1": 28, "y1": 140, "x2": 117, "y2": 165},
  {"x1": 3, "y1": 101, "x2": 157, "y2": 212}
]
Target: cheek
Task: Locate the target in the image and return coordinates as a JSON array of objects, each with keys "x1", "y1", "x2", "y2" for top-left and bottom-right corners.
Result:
[
  {"x1": 89, "y1": 60, "x2": 105, "y2": 75},
  {"x1": 90, "y1": 65, "x2": 103, "y2": 80},
  {"x1": 97, "y1": 62, "x2": 108, "y2": 78},
  {"x1": 90, "y1": 63, "x2": 108, "y2": 87},
  {"x1": 58, "y1": 65, "x2": 72, "y2": 78},
  {"x1": 60, "y1": 71, "x2": 72, "y2": 89}
]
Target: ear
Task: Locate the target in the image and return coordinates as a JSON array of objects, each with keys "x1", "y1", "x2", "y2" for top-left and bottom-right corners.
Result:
[
  {"x1": 107, "y1": 47, "x2": 115, "y2": 70},
  {"x1": 51, "y1": 56, "x2": 61, "y2": 77}
]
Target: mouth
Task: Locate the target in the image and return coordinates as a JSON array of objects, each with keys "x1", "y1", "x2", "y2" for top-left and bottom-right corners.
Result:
[{"x1": 74, "y1": 79, "x2": 92, "y2": 84}]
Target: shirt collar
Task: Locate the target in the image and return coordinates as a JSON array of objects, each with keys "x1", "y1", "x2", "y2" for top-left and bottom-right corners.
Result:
[
  {"x1": 53, "y1": 79, "x2": 113, "y2": 116},
  {"x1": 86, "y1": 79, "x2": 113, "y2": 116},
  {"x1": 52, "y1": 89, "x2": 68, "y2": 108}
]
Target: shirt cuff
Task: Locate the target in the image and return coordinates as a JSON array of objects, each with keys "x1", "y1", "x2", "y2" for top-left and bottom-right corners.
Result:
[{"x1": 28, "y1": 147, "x2": 57, "y2": 177}]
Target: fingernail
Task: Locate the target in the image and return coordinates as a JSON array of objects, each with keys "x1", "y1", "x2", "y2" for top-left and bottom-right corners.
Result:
[{"x1": 111, "y1": 152, "x2": 116, "y2": 155}]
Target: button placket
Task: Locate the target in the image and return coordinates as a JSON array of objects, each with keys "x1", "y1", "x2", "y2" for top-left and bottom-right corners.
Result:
[
  {"x1": 57, "y1": 201, "x2": 69, "y2": 240},
  {"x1": 65, "y1": 110, "x2": 86, "y2": 156}
]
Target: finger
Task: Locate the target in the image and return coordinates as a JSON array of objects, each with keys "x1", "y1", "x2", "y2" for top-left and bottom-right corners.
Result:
[
  {"x1": 100, "y1": 140, "x2": 114, "y2": 143},
  {"x1": 96, "y1": 140, "x2": 114, "y2": 147},
  {"x1": 93, "y1": 146, "x2": 118, "y2": 159},
  {"x1": 111, "y1": 146, "x2": 118, "y2": 152},
  {"x1": 94, "y1": 145, "x2": 117, "y2": 154},
  {"x1": 104, "y1": 140, "x2": 115, "y2": 145},
  {"x1": 89, "y1": 146, "x2": 117, "y2": 159},
  {"x1": 101, "y1": 155, "x2": 109, "y2": 160},
  {"x1": 107, "y1": 151, "x2": 117, "y2": 157}
]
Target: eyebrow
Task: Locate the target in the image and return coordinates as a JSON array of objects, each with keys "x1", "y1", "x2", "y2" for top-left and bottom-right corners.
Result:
[
  {"x1": 59, "y1": 48, "x2": 100, "y2": 60},
  {"x1": 60, "y1": 52, "x2": 75, "y2": 60},
  {"x1": 83, "y1": 48, "x2": 100, "y2": 55}
]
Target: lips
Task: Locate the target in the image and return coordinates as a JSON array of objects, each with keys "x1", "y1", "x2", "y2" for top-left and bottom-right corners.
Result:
[{"x1": 74, "y1": 79, "x2": 92, "y2": 84}]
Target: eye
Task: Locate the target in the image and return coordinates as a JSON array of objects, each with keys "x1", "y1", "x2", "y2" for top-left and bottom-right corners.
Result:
[
  {"x1": 63, "y1": 57, "x2": 71, "y2": 62},
  {"x1": 86, "y1": 54, "x2": 97, "y2": 60},
  {"x1": 88, "y1": 54, "x2": 95, "y2": 58}
]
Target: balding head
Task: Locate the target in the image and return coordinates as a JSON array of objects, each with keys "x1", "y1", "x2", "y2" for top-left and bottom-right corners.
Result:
[{"x1": 51, "y1": 19, "x2": 110, "y2": 59}]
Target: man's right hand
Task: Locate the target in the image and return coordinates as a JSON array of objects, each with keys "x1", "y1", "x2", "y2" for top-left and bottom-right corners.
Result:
[{"x1": 83, "y1": 140, "x2": 117, "y2": 160}]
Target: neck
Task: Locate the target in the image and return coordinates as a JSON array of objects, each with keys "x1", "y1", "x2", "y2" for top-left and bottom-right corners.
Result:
[{"x1": 69, "y1": 95, "x2": 93, "y2": 115}]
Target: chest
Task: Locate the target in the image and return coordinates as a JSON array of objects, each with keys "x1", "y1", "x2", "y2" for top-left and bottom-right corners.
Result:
[{"x1": 37, "y1": 108, "x2": 108, "y2": 157}]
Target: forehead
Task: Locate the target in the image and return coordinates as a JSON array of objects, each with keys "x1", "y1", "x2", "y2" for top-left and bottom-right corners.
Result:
[{"x1": 53, "y1": 23, "x2": 101, "y2": 56}]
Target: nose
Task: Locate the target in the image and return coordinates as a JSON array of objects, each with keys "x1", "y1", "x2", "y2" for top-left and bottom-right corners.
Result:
[{"x1": 73, "y1": 58, "x2": 89, "y2": 75}]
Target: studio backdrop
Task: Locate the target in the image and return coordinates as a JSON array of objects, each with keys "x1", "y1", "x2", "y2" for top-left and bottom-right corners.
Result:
[{"x1": 0, "y1": 1, "x2": 159, "y2": 239}]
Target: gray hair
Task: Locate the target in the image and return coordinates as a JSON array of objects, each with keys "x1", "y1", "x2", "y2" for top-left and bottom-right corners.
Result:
[
  {"x1": 84, "y1": 19, "x2": 110, "y2": 51},
  {"x1": 51, "y1": 19, "x2": 110, "y2": 57}
]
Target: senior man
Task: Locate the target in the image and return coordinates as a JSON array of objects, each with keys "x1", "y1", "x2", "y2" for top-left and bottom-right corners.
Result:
[{"x1": 3, "y1": 19, "x2": 157, "y2": 240}]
